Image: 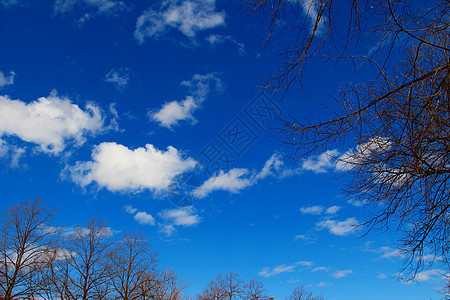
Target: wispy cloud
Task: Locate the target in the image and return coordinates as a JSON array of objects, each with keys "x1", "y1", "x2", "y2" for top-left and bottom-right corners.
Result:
[
  {"x1": 259, "y1": 264, "x2": 297, "y2": 278},
  {"x1": 332, "y1": 269, "x2": 353, "y2": 278},
  {"x1": 316, "y1": 218, "x2": 359, "y2": 236},
  {"x1": 300, "y1": 205, "x2": 324, "y2": 215},
  {"x1": 205, "y1": 34, "x2": 245, "y2": 55},
  {"x1": 302, "y1": 149, "x2": 339, "y2": 174},
  {"x1": 134, "y1": 0, "x2": 225, "y2": 43},
  {"x1": 105, "y1": 68, "x2": 132, "y2": 90},
  {"x1": 259, "y1": 260, "x2": 314, "y2": 278},
  {"x1": 193, "y1": 168, "x2": 253, "y2": 198},
  {"x1": 158, "y1": 207, "x2": 200, "y2": 237},
  {"x1": 149, "y1": 73, "x2": 222, "y2": 129},
  {"x1": 299, "y1": 205, "x2": 341, "y2": 215},
  {"x1": 158, "y1": 207, "x2": 200, "y2": 226},
  {"x1": 0, "y1": 91, "x2": 104, "y2": 154},
  {"x1": 68, "y1": 142, "x2": 197, "y2": 192},
  {"x1": 194, "y1": 152, "x2": 301, "y2": 198},
  {"x1": 54, "y1": 0, "x2": 126, "y2": 24},
  {"x1": 300, "y1": 0, "x2": 326, "y2": 34},
  {"x1": 0, "y1": 71, "x2": 14, "y2": 87}
]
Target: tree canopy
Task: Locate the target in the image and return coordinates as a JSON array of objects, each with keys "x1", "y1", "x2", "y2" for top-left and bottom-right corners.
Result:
[{"x1": 247, "y1": 0, "x2": 450, "y2": 278}]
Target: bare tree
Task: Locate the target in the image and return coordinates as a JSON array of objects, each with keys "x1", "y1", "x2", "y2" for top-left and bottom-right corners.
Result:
[
  {"x1": 106, "y1": 231, "x2": 158, "y2": 300},
  {"x1": 197, "y1": 272, "x2": 270, "y2": 300},
  {"x1": 197, "y1": 273, "x2": 227, "y2": 300},
  {"x1": 247, "y1": 0, "x2": 450, "y2": 278},
  {"x1": 139, "y1": 269, "x2": 187, "y2": 300},
  {"x1": 59, "y1": 218, "x2": 113, "y2": 300},
  {"x1": 244, "y1": 279, "x2": 269, "y2": 300},
  {"x1": 0, "y1": 198, "x2": 58, "y2": 300},
  {"x1": 287, "y1": 285, "x2": 324, "y2": 300}
]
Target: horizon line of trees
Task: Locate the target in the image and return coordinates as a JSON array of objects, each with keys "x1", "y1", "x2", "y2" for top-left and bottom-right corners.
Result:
[{"x1": 0, "y1": 198, "x2": 324, "y2": 300}]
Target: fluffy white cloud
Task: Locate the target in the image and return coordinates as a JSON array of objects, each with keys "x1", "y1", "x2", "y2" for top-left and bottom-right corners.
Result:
[
  {"x1": 332, "y1": 269, "x2": 353, "y2": 278},
  {"x1": 0, "y1": 71, "x2": 14, "y2": 87},
  {"x1": 134, "y1": 211, "x2": 156, "y2": 226},
  {"x1": 68, "y1": 142, "x2": 197, "y2": 192},
  {"x1": 259, "y1": 264, "x2": 296, "y2": 278},
  {"x1": 316, "y1": 217, "x2": 359, "y2": 236},
  {"x1": 149, "y1": 73, "x2": 222, "y2": 129},
  {"x1": 124, "y1": 205, "x2": 156, "y2": 226},
  {"x1": 149, "y1": 96, "x2": 198, "y2": 129},
  {"x1": 134, "y1": 0, "x2": 225, "y2": 43},
  {"x1": 158, "y1": 207, "x2": 200, "y2": 226},
  {"x1": 105, "y1": 68, "x2": 132, "y2": 90},
  {"x1": 193, "y1": 168, "x2": 253, "y2": 198},
  {"x1": 0, "y1": 92, "x2": 104, "y2": 154}
]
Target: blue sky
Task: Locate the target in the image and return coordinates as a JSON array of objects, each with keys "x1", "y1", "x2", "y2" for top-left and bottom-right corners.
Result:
[{"x1": 0, "y1": 0, "x2": 447, "y2": 299}]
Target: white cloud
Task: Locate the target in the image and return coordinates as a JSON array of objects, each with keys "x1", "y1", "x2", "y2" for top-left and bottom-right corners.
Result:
[
  {"x1": 124, "y1": 205, "x2": 155, "y2": 226},
  {"x1": 149, "y1": 96, "x2": 198, "y2": 129},
  {"x1": 316, "y1": 282, "x2": 333, "y2": 287},
  {"x1": 300, "y1": 205, "x2": 324, "y2": 215},
  {"x1": 325, "y1": 205, "x2": 341, "y2": 214},
  {"x1": 193, "y1": 168, "x2": 253, "y2": 198},
  {"x1": 105, "y1": 68, "x2": 132, "y2": 90},
  {"x1": 332, "y1": 269, "x2": 353, "y2": 278},
  {"x1": 149, "y1": 73, "x2": 222, "y2": 129},
  {"x1": 300, "y1": 205, "x2": 340, "y2": 215},
  {"x1": 312, "y1": 266, "x2": 329, "y2": 272},
  {"x1": 377, "y1": 273, "x2": 387, "y2": 279},
  {"x1": 134, "y1": 211, "x2": 156, "y2": 226},
  {"x1": 68, "y1": 142, "x2": 197, "y2": 192},
  {"x1": 158, "y1": 207, "x2": 200, "y2": 226},
  {"x1": 259, "y1": 264, "x2": 296, "y2": 278},
  {"x1": 0, "y1": 91, "x2": 104, "y2": 154},
  {"x1": 54, "y1": 0, "x2": 126, "y2": 23},
  {"x1": 346, "y1": 198, "x2": 367, "y2": 207},
  {"x1": 294, "y1": 234, "x2": 316, "y2": 243},
  {"x1": 194, "y1": 152, "x2": 303, "y2": 198},
  {"x1": 316, "y1": 217, "x2": 359, "y2": 236},
  {"x1": 300, "y1": 0, "x2": 326, "y2": 34},
  {"x1": 296, "y1": 260, "x2": 313, "y2": 267},
  {"x1": 134, "y1": 0, "x2": 225, "y2": 43},
  {"x1": 412, "y1": 269, "x2": 445, "y2": 282},
  {"x1": 124, "y1": 205, "x2": 138, "y2": 214},
  {"x1": 254, "y1": 152, "x2": 293, "y2": 180},
  {"x1": 180, "y1": 73, "x2": 223, "y2": 98},
  {"x1": 379, "y1": 246, "x2": 403, "y2": 259},
  {"x1": 336, "y1": 137, "x2": 390, "y2": 171},
  {"x1": 302, "y1": 149, "x2": 339, "y2": 174},
  {"x1": 0, "y1": 71, "x2": 14, "y2": 87}
]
